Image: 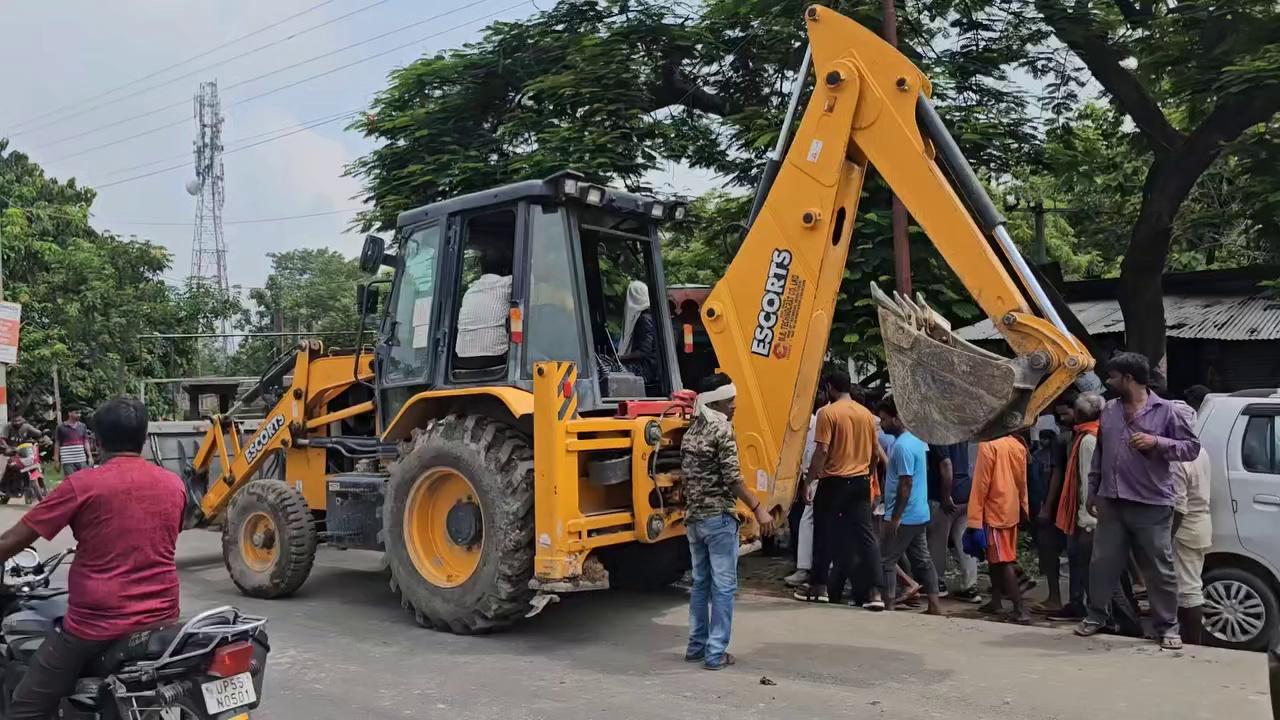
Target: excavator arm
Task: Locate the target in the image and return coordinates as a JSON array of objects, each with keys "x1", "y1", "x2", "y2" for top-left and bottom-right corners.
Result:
[{"x1": 701, "y1": 5, "x2": 1093, "y2": 513}]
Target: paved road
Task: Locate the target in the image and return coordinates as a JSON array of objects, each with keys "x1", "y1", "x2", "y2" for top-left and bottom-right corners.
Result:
[{"x1": 1, "y1": 504, "x2": 1270, "y2": 720}]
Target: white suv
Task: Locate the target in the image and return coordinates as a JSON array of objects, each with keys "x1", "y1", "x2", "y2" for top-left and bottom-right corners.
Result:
[{"x1": 1196, "y1": 390, "x2": 1280, "y2": 651}]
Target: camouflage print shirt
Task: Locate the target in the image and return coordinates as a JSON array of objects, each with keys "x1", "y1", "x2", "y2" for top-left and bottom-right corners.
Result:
[{"x1": 681, "y1": 413, "x2": 742, "y2": 523}]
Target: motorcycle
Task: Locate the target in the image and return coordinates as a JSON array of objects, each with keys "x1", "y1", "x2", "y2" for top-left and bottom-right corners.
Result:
[
  {"x1": 0, "y1": 442, "x2": 49, "y2": 505},
  {"x1": 0, "y1": 549, "x2": 269, "y2": 719}
]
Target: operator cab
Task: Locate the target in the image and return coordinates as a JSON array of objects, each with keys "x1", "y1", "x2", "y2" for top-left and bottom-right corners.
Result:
[{"x1": 363, "y1": 171, "x2": 688, "y2": 428}]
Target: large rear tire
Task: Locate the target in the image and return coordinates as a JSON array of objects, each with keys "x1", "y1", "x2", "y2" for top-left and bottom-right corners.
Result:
[
  {"x1": 384, "y1": 415, "x2": 534, "y2": 634},
  {"x1": 222, "y1": 479, "x2": 317, "y2": 598}
]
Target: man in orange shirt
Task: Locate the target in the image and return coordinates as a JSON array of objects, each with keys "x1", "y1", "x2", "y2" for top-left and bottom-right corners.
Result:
[
  {"x1": 967, "y1": 433, "x2": 1030, "y2": 623},
  {"x1": 795, "y1": 370, "x2": 885, "y2": 609}
]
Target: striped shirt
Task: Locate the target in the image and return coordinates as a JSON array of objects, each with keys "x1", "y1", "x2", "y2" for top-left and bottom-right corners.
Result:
[
  {"x1": 57, "y1": 421, "x2": 90, "y2": 465},
  {"x1": 456, "y1": 274, "x2": 511, "y2": 358}
]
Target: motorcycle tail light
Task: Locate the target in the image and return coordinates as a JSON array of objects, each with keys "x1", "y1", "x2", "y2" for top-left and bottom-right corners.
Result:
[{"x1": 207, "y1": 640, "x2": 254, "y2": 678}]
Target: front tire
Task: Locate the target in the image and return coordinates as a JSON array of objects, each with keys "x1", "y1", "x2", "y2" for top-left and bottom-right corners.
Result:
[
  {"x1": 599, "y1": 537, "x2": 690, "y2": 591},
  {"x1": 383, "y1": 415, "x2": 535, "y2": 634},
  {"x1": 222, "y1": 480, "x2": 317, "y2": 598}
]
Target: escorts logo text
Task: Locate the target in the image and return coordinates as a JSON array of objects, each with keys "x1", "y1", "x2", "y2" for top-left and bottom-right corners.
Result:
[
  {"x1": 750, "y1": 249, "x2": 793, "y2": 357},
  {"x1": 245, "y1": 414, "x2": 286, "y2": 465}
]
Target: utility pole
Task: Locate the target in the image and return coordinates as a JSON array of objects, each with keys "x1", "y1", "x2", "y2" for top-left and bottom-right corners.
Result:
[
  {"x1": 52, "y1": 364, "x2": 62, "y2": 423},
  {"x1": 1032, "y1": 201, "x2": 1048, "y2": 265},
  {"x1": 881, "y1": 0, "x2": 912, "y2": 296}
]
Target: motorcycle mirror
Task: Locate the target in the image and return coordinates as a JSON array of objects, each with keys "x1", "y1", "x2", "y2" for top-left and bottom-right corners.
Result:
[{"x1": 14, "y1": 548, "x2": 37, "y2": 569}]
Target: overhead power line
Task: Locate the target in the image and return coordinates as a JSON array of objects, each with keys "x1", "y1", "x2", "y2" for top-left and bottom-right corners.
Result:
[
  {"x1": 4, "y1": 0, "x2": 391, "y2": 138},
  {"x1": 42, "y1": 0, "x2": 531, "y2": 165},
  {"x1": 2, "y1": 0, "x2": 344, "y2": 132},
  {"x1": 95, "y1": 108, "x2": 361, "y2": 178},
  {"x1": 3, "y1": 197, "x2": 365, "y2": 227},
  {"x1": 105, "y1": 208, "x2": 364, "y2": 227},
  {"x1": 91, "y1": 110, "x2": 362, "y2": 188},
  {"x1": 29, "y1": 0, "x2": 510, "y2": 152}
]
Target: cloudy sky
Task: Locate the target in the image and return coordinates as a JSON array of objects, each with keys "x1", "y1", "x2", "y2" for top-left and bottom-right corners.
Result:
[{"x1": 0, "y1": 0, "x2": 631, "y2": 292}]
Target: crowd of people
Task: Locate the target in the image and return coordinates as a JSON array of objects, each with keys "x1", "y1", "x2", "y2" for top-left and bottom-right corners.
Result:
[{"x1": 780, "y1": 353, "x2": 1209, "y2": 645}]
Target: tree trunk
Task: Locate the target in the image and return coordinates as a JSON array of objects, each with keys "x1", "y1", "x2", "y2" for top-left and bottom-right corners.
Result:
[
  {"x1": 1116, "y1": 87, "x2": 1280, "y2": 372},
  {"x1": 1117, "y1": 151, "x2": 1200, "y2": 372}
]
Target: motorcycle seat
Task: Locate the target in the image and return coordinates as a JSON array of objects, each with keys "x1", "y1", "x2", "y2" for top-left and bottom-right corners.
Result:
[{"x1": 88, "y1": 623, "x2": 184, "y2": 676}]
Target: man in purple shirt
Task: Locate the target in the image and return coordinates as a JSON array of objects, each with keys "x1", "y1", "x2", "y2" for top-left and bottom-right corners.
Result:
[{"x1": 1074, "y1": 353, "x2": 1200, "y2": 649}]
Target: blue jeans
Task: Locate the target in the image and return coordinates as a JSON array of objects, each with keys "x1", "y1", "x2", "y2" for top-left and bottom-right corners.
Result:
[{"x1": 686, "y1": 513, "x2": 738, "y2": 666}]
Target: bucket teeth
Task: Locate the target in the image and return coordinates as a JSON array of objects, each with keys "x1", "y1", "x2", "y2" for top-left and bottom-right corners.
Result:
[{"x1": 870, "y1": 283, "x2": 1041, "y2": 445}]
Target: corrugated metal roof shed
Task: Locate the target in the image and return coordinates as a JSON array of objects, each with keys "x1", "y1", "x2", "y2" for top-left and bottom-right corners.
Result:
[{"x1": 956, "y1": 294, "x2": 1280, "y2": 342}]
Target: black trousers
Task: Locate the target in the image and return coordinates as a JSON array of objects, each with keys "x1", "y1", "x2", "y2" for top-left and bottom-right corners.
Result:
[
  {"x1": 811, "y1": 475, "x2": 881, "y2": 602},
  {"x1": 1036, "y1": 517, "x2": 1066, "y2": 588},
  {"x1": 1072, "y1": 527, "x2": 1142, "y2": 636},
  {"x1": 788, "y1": 500, "x2": 806, "y2": 561},
  {"x1": 10, "y1": 625, "x2": 113, "y2": 720}
]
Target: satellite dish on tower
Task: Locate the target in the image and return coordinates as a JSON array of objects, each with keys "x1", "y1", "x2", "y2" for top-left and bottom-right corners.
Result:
[{"x1": 185, "y1": 178, "x2": 202, "y2": 196}]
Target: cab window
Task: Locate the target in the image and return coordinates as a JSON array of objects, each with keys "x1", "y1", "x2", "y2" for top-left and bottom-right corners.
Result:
[
  {"x1": 453, "y1": 209, "x2": 516, "y2": 375},
  {"x1": 385, "y1": 223, "x2": 441, "y2": 384}
]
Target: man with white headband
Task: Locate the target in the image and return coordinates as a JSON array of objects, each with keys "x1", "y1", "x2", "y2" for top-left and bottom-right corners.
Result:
[{"x1": 681, "y1": 373, "x2": 774, "y2": 671}]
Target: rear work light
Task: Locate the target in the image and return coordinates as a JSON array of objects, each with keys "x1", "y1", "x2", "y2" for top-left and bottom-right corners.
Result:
[
  {"x1": 207, "y1": 641, "x2": 255, "y2": 678},
  {"x1": 509, "y1": 306, "x2": 524, "y2": 344}
]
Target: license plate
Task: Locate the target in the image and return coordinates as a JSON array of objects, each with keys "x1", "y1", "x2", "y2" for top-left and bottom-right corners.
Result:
[{"x1": 201, "y1": 673, "x2": 256, "y2": 714}]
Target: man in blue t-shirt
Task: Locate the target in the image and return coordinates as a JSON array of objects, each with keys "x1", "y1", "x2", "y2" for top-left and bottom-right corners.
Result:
[{"x1": 876, "y1": 395, "x2": 942, "y2": 614}]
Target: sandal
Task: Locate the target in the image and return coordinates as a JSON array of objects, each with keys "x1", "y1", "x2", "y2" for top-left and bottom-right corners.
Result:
[
  {"x1": 1074, "y1": 619, "x2": 1105, "y2": 637},
  {"x1": 704, "y1": 652, "x2": 736, "y2": 670}
]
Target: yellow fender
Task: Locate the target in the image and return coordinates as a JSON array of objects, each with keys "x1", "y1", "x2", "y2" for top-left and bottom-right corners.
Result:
[{"x1": 381, "y1": 387, "x2": 534, "y2": 442}]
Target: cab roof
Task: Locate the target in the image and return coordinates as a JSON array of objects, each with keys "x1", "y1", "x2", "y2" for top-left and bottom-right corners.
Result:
[{"x1": 395, "y1": 170, "x2": 674, "y2": 229}]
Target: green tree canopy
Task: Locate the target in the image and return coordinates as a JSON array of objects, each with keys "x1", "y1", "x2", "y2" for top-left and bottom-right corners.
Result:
[
  {"x1": 232, "y1": 248, "x2": 369, "y2": 374},
  {"x1": 347, "y1": 0, "x2": 1046, "y2": 376},
  {"x1": 0, "y1": 140, "x2": 238, "y2": 421},
  {"x1": 1030, "y1": 0, "x2": 1280, "y2": 366}
]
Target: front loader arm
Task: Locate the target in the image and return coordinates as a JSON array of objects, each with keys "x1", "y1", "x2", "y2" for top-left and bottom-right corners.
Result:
[
  {"x1": 701, "y1": 5, "x2": 1093, "y2": 515},
  {"x1": 187, "y1": 342, "x2": 375, "y2": 526}
]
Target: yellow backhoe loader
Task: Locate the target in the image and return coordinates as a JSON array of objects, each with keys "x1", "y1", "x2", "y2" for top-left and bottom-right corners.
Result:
[{"x1": 173, "y1": 4, "x2": 1094, "y2": 634}]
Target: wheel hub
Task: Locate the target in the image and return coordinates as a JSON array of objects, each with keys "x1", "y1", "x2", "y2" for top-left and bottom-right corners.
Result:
[
  {"x1": 240, "y1": 511, "x2": 280, "y2": 573},
  {"x1": 1204, "y1": 579, "x2": 1267, "y2": 645},
  {"x1": 446, "y1": 500, "x2": 482, "y2": 547},
  {"x1": 403, "y1": 468, "x2": 485, "y2": 588},
  {"x1": 251, "y1": 527, "x2": 276, "y2": 550}
]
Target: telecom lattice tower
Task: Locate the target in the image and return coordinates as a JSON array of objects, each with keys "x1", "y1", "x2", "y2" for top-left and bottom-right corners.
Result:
[
  {"x1": 188, "y1": 81, "x2": 229, "y2": 352},
  {"x1": 188, "y1": 81, "x2": 228, "y2": 297}
]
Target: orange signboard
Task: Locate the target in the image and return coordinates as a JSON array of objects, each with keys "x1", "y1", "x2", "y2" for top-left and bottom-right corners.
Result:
[{"x1": 0, "y1": 302, "x2": 21, "y2": 365}]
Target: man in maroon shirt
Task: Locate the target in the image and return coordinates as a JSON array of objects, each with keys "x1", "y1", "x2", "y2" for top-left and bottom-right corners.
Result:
[{"x1": 0, "y1": 397, "x2": 185, "y2": 720}]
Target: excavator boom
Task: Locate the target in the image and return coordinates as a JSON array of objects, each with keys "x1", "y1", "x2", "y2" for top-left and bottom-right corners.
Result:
[{"x1": 702, "y1": 5, "x2": 1093, "y2": 513}]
